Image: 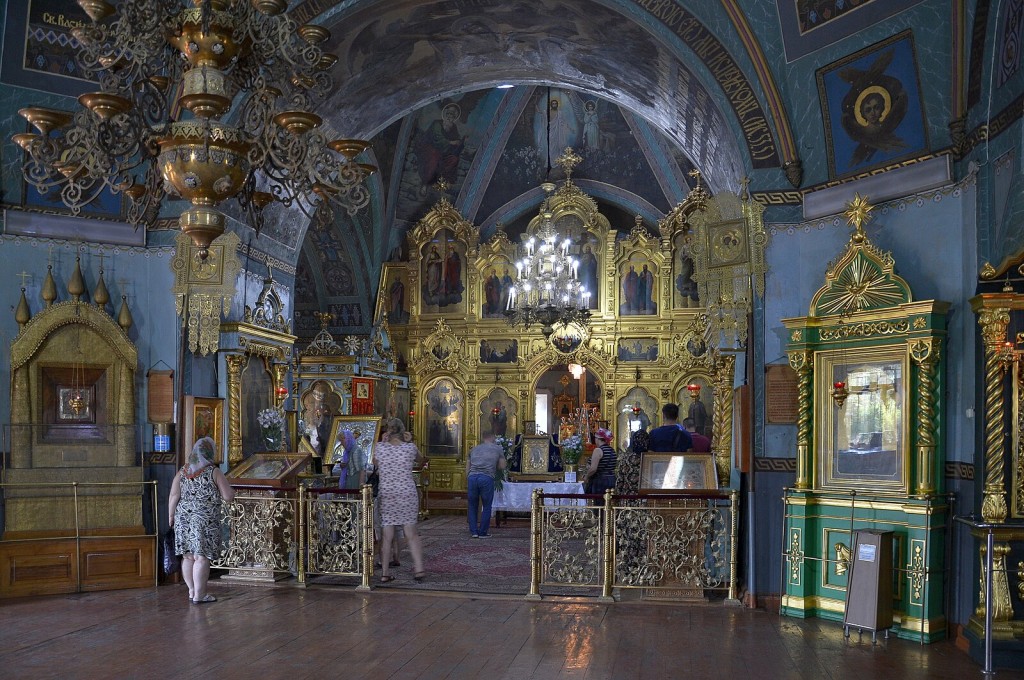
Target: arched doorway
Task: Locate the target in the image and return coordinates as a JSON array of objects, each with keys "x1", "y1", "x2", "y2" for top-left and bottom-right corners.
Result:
[{"x1": 533, "y1": 363, "x2": 603, "y2": 441}]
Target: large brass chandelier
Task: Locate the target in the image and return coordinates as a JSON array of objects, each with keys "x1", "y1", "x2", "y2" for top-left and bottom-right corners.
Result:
[
  {"x1": 504, "y1": 153, "x2": 592, "y2": 338},
  {"x1": 14, "y1": 0, "x2": 374, "y2": 258}
]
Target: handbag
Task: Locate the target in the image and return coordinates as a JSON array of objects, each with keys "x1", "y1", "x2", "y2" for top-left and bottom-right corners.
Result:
[
  {"x1": 366, "y1": 469, "x2": 380, "y2": 497},
  {"x1": 162, "y1": 528, "x2": 180, "y2": 576}
]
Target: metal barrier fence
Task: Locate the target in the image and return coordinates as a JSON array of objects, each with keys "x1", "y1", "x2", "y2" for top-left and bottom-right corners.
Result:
[
  {"x1": 528, "y1": 488, "x2": 740, "y2": 601},
  {"x1": 209, "y1": 485, "x2": 740, "y2": 602},
  {"x1": 298, "y1": 485, "x2": 374, "y2": 590},
  {"x1": 212, "y1": 486, "x2": 298, "y2": 580}
]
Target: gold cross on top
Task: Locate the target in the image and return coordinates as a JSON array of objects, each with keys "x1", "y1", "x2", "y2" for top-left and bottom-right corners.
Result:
[
  {"x1": 17, "y1": 271, "x2": 31, "y2": 289},
  {"x1": 555, "y1": 148, "x2": 583, "y2": 179},
  {"x1": 843, "y1": 193, "x2": 874, "y2": 241}
]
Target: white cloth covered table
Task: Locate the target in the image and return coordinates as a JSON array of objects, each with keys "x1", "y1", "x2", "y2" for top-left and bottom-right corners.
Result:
[{"x1": 492, "y1": 481, "x2": 585, "y2": 514}]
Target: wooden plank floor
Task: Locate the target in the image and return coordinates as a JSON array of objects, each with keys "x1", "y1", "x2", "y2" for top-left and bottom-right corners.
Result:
[{"x1": 0, "y1": 583, "x2": 997, "y2": 679}]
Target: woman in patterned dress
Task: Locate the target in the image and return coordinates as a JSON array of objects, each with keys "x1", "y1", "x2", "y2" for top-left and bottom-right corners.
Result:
[
  {"x1": 374, "y1": 419, "x2": 426, "y2": 583},
  {"x1": 168, "y1": 437, "x2": 235, "y2": 603}
]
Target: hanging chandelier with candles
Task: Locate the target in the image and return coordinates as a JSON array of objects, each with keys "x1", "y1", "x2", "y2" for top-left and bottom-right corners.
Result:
[
  {"x1": 14, "y1": 0, "x2": 374, "y2": 258},
  {"x1": 504, "y1": 150, "x2": 592, "y2": 338}
]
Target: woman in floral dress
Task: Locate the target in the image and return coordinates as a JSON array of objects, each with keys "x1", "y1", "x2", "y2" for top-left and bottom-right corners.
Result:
[
  {"x1": 374, "y1": 419, "x2": 426, "y2": 583},
  {"x1": 168, "y1": 437, "x2": 235, "y2": 603}
]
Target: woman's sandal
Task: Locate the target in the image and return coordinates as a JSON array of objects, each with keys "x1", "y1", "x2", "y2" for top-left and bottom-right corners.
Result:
[
  {"x1": 193, "y1": 594, "x2": 217, "y2": 604},
  {"x1": 413, "y1": 572, "x2": 426, "y2": 583},
  {"x1": 380, "y1": 575, "x2": 395, "y2": 584}
]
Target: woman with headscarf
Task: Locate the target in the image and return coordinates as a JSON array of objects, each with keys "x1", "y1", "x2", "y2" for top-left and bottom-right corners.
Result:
[
  {"x1": 372, "y1": 418, "x2": 426, "y2": 583},
  {"x1": 583, "y1": 428, "x2": 617, "y2": 497},
  {"x1": 168, "y1": 437, "x2": 234, "y2": 604}
]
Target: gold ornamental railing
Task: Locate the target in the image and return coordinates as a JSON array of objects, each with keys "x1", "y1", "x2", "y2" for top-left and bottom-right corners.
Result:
[
  {"x1": 212, "y1": 485, "x2": 298, "y2": 579},
  {"x1": 528, "y1": 488, "x2": 740, "y2": 601},
  {"x1": 208, "y1": 485, "x2": 738, "y2": 601},
  {"x1": 212, "y1": 484, "x2": 374, "y2": 587},
  {"x1": 298, "y1": 485, "x2": 373, "y2": 590}
]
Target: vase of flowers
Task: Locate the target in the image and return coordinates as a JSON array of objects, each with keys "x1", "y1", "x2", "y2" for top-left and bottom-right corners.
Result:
[
  {"x1": 560, "y1": 434, "x2": 583, "y2": 483},
  {"x1": 494, "y1": 435, "x2": 514, "y2": 491},
  {"x1": 257, "y1": 408, "x2": 285, "y2": 451}
]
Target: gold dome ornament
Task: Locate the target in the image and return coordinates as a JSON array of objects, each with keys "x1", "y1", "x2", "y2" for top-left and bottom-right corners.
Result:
[
  {"x1": 15, "y1": 287, "x2": 31, "y2": 329},
  {"x1": 68, "y1": 255, "x2": 86, "y2": 302},
  {"x1": 118, "y1": 295, "x2": 133, "y2": 332},
  {"x1": 42, "y1": 259, "x2": 57, "y2": 308}
]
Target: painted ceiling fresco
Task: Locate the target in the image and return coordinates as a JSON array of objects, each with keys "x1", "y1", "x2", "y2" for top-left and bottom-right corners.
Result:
[{"x1": 279, "y1": 0, "x2": 1009, "y2": 338}]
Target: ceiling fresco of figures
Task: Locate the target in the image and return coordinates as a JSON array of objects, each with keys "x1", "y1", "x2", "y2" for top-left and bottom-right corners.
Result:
[
  {"x1": 298, "y1": 0, "x2": 746, "y2": 185},
  {"x1": 282, "y1": 0, "x2": 987, "y2": 339}
]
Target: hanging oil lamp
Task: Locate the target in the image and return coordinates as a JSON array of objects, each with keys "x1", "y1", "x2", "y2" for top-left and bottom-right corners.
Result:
[{"x1": 831, "y1": 380, "x2": 849, "y2": 408}]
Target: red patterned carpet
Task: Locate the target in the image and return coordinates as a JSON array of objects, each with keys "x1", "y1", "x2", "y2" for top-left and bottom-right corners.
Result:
[{"x1": 309, "y1": 514, "x2": 536, "y2": 595}]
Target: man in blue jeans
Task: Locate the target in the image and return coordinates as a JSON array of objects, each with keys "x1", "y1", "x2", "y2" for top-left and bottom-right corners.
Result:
[{"x1": 466, "y1": 432, "x2": 506, "y2": 538}]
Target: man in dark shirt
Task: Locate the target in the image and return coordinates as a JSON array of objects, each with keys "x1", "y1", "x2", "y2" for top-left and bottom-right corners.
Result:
[
  {"x1": 683, "y1": 417, "x2": 711, "y2": 452},
  {"x1": 648, "y1": 403, "x2": 693, "y2": 452}
]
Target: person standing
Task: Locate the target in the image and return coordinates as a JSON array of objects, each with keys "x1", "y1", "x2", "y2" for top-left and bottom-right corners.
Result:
[
  {"x1": 374, "y1": 419, "x2": 426, "y2": 583},
  {"x1": 648, "y1": 403, "x2": 693, "y2": 452},
  {"x1": 583, "y1": 428, "x2": 617, "y2": 496},
  {"x1": 683, "y1": 417, "x2": 711, "y2": 452},
  {"x1": 168, "y1": 437, "x2": 235, "y2": 604},
  {"x1": 466, "y1": 432, "x2": 506, "y2": 538}
]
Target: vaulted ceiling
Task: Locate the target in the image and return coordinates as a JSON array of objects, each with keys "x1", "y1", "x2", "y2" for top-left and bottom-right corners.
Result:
[{"x1": 274, "y1": 0, "x2": 958, "y2": 341}]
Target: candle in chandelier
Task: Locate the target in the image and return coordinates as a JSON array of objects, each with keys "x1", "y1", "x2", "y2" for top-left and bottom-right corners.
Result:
[{"x1": 516, "y1": 261, "x2": 523, "y2": 277}]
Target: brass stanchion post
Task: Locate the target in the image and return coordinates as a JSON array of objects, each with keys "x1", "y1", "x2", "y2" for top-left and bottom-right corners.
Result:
[
  {"x1": 526, "y1": 488, "x2": 542, "y2": 600},
  {"x1": 600, "y1": 489, "x2": 614, "y2": 601},
  {"x1": 357, "y1": 484, "x2": 372, "y2": 591},
  {"x1": 728, "y1": 489, "x2": 740, "y2": 604},
  {"x1": 297, "y1": 485, "x2": 307, "y2": 585}
]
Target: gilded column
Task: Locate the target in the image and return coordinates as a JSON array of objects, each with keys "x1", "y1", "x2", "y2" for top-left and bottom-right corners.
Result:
[
  {"x1": 226, "y1": 353, "x2": 246, "y2": 466},
  {"x1": 974, "y1": 307, "x2": 1014, "y2": 622},
  {"x1": 909, "y1": 339, "x2": 939, "y2": 496},
  {"x1": 788, "y1": 350, "x2": 813, "y2": 489},
  {"x1": 712, "y1": 354, "x2": 736, "y2": 486},
  {"x1": 978, "y1": 308, "x2": 1011, "y2": 522}
]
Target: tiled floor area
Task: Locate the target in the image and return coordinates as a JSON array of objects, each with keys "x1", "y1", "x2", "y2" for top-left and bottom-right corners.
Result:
[{"x1": 0, "y1": 582, "x2": 1001, "y2": 679}]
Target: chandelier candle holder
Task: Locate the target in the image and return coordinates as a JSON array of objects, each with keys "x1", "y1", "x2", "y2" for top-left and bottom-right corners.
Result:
[
  {"x1": 504, "y1": 181, "x2": 591, "y2": 338},
  {"x1": 16, "y1": 0, "x2": 375, "y2": 259}
]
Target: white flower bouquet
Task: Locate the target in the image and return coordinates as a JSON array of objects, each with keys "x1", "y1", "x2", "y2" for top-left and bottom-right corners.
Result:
[
  {"x1": 559, "y1": 434, "x2": 584, "y2": 466},
  {"x1": 257, "y1": 408, "x2": 284, "y2": 430}
]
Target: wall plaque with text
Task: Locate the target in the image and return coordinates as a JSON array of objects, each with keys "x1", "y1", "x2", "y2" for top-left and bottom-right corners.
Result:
[{"x1": 766, "y1": 364, "x2": 799, "y2": 423}]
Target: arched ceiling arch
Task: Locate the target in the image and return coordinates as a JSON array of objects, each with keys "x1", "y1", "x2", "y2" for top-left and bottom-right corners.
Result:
[
  {"x1": 282, "y1": 1, "x2": 961, "y2": 340},
  {"x1": 297, "y1": 0, "x2": 778, "y2": 190},
  {"x1": 285, "y1": 1, "x2": 780, "y2": 340}
]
